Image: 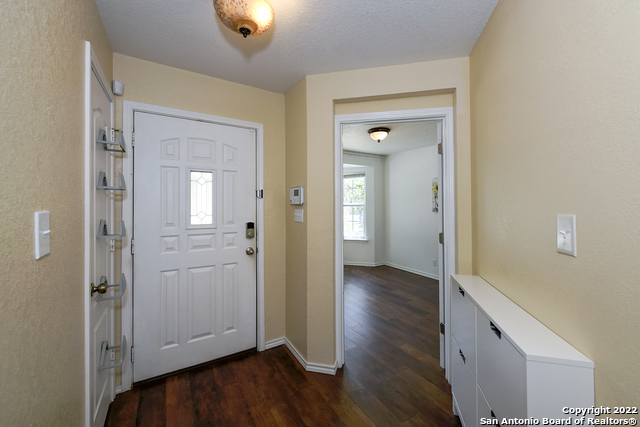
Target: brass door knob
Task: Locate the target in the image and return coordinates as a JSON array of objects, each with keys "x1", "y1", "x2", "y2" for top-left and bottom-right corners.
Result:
[
  {"x1": 91, "y1": 281, "x2": 108, "y2": 296},
  {"x1": 246, "y1": 247, "x2": 255, "y2": 255}
]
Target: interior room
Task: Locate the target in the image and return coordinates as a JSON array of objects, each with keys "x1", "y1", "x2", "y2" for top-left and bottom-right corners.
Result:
[{"x1": 1, "y1": 0, "x2": 639, "y2": 425}]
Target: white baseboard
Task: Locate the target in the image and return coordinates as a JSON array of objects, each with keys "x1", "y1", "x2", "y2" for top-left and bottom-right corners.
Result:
[
  {"x1": 283, "y1": 338, "x2": 337, "y2": 375},
  {"x1": 265, "y1": 337, "x2": 286, "y2": 349},
  {"x1": 266, "y1": 337, "x2": 338, "y2": 375},
  {"x1": 343, "y1": 261, "x2": 385, "y2": 267},
  {"x1": 383, "y1": 262, "x2": 438, "y2": 280}
]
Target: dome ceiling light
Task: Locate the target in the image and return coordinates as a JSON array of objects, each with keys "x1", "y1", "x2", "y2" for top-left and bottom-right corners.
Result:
[
  {"x1": 213, "y1": 0, "x2": 275, "y2": 38},
  {"x1": 368, "y1": 127, "x2": 390, "y2": 143}
]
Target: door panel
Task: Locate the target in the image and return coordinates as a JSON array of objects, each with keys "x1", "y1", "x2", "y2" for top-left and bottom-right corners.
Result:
[
  {"x1": 133, "y1": 113, "x2": 257, "y2": 382},
  {"x1": 88, "y1": 68, "x2": 114, "y2": 427}
]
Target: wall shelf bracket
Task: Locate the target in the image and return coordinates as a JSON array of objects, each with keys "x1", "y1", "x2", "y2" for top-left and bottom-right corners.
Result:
[
  {"x1": 98, "y1": 335, "x2": 127, "y2": 371},
  {"x1": 96, "y1": 129, "x2": 126, "y2": 153},
  {"x1": 96, "y1": 171, "x2": 126, "y2": 191},
  {"x1": 97, "y1": 220, "x2": 126, "y2": 239},
  {"x1": 96, "y1": 273, "x2": 127, "y2": 302}
]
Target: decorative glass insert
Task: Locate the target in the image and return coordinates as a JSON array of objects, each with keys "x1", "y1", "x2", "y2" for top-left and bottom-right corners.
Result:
[
  {"x1": 343, "y1": 173, "x2": 365, "y2": 240},
  {"x1": 190, "y1": 171, "x2": 214, "y2": 225}
]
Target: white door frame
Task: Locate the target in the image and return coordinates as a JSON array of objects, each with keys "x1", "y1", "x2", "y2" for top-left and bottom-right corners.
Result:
[
  {"x1": 84, "y1": 41, "x2": 115, "y2": 426},
  {"x1": 120, "y1": 101, "x2": 266, "y2": 391},
  {"x1": 334, "y1": 107, "x2": 456, "y2": 379}
]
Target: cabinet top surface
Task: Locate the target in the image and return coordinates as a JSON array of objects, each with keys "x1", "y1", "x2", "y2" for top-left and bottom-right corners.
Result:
[{"x1": 452, "y1": 274, "x2": 594, "y2": 368}]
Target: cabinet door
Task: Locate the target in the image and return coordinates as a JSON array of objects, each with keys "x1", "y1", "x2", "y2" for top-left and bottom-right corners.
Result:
[
  {"x1": 452, "y1": 337, "x2": 477, "y2": 427},
  {"x1": 476, "y1": 310, "x2": 526, "y2": 421},
  {"x1": 451, "y1": 282, "x2": 476, "y2": 376}
]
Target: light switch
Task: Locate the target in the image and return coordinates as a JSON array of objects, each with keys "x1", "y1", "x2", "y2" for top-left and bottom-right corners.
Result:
[
  {"x1": 557, "y1": 214, "x2": 576, "y2": 257},
  {"x1": 294, "y1": 209, "x2": 304, "y2": 223},
  {"x1": 35, "y1": 211, "x2": 51, "y2": 259}
]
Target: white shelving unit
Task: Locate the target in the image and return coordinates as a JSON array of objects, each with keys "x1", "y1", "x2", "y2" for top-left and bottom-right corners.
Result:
[{"x1": 450, "y1": 275, "x2": 594, "y2": 427}]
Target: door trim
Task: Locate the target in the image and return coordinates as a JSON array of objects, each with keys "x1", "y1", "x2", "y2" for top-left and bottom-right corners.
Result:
[
  {"x1": 120, "y1": 101, "x2": 265, "y2": 391},
  {"x1": 84, "y1": 41, "x2": 115, "y2": 426},
  {"x1": 333, "y1": 107, "x2": 456, "y2": 379}
]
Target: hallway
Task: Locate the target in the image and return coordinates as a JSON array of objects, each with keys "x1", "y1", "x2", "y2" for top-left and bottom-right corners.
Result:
[{"x1": 105, "y1": 266, "x2": 458, "y2": 426}]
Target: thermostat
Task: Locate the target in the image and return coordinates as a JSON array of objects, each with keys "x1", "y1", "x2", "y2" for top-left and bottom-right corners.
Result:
[{"x1": 290, "y1": 187, "x2": 304, "y2": 205}]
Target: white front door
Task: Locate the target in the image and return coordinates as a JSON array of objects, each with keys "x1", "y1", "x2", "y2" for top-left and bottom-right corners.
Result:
[
  {"x1": 133, "y1": 112, "x2": 257, "y2": 382},
  {"x1": 85, "y1": 45, "x2": 115, "y2": 427}
]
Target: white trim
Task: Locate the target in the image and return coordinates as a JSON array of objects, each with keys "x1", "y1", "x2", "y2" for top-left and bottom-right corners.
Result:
[
  {"x1": 343, "y1": 261, "x2": 385, "y2": 267},
  {"x1": 383, "y1": 262, "x2": 439, "y2": 280},
  {"x1": 265, "y1": 338, "x2": 286, "y2": 349},
  {"x1": 343, "y1": 262, "x2": 439, "y2": 280},
  {"x1": 334, "y1": 107, "x2": 456, "y2": 379},
  {"x1": 120, "y1": 101, "x2": 266, "y2": 392},
  {"x1": 284, "y1": 339, "x2": 338, "y2": 375}
]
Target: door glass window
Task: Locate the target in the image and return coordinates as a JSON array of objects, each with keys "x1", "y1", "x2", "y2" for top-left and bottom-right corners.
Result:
[{"x1": 190, "y1": 171, "x2": 213, "y2": 225}]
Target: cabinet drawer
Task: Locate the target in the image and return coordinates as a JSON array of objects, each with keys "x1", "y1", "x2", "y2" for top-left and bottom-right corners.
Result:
[
  {"x1": 476, "y1": 310, "x2": 526, "y2": 421},
  {"x1": 477, "y1": 385, "x2": 500, "y2": 426},
  {"x1": 452, "y1": 337, "x2": 477, "y2": 427},
  {"x1": 451, "y1": 282, "x2": 476, "y2": 376}
]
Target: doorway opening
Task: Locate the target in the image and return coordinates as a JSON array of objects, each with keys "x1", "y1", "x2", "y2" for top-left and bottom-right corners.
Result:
[{"x1": 334, "y1": 107, "x2": 456, "y2": 380}]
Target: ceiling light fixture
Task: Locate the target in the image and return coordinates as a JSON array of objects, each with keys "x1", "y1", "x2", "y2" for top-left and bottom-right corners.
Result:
[
  {"x1": 368, "y1": 127, "x2": 390, "y2": 143},
  {"x1": 213, "y1": 0, "x2": 275, "y2": 38}
]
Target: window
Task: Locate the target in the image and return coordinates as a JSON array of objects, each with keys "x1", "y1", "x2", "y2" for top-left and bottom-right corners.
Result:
[
  {"x1": 343, "y1": 173, "x2": 365, "y2": 240},
  {"x1": 190, "y1": 170, "x2": 214, "y2": 225}
]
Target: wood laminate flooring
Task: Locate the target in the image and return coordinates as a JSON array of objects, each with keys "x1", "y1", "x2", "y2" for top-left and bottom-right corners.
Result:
[{"x1": 105, "y1": 265, "x2": 461, "y2": 426}]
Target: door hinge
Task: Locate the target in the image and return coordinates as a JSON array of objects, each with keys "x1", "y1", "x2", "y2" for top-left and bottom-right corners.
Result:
[
  {"x1": 111, "y1": 128, "x2": 116, "y2": 142},
  {"x1": 256, "y1": 189, "x2": 263, "y2": 199},
  {"x1": 131, "y1": 239, "x2": 135, "y2": 255},
  {"x1": 131, "y1": 132, "x2": 135, "y2": 147},
  {"x1": 440, "y1": 323, "x2": 445, "y2": 334},
  {"x1": 438, "y1": 143, "x2": 443, "y2": 155},
  {"x1": 131, "y1": 346, "x2": 134, "y2": 363},
  {"x1": 439, "y1": 233, "x2": 444, "y2": 244}
]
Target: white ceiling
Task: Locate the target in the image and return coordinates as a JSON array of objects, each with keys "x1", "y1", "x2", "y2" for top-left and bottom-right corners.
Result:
[
  {"x1": 343, "y1": 120, "x2": 438, "y2": 156},
  {"x1": 95, "y1": 0, "x2": 498, "y2": 94}
]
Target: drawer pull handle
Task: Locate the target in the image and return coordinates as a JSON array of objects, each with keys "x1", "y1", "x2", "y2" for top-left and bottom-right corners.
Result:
[
  {"x1": 490, "y1": 321, "x2": 502, "y2": 339},
  {"x1": 459, "y1": 349, "x2": 466, "y2": 364},
  {"x1": 458, "y1": 286, "x2": 465, "y2": 296}
]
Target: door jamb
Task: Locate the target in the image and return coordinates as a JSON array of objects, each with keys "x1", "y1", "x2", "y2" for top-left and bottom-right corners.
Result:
[
  {"x1": 333, "y1": 107, "x2": 456, "y2": 379},
  {"x1": 120, "y1": 101, "x2": 266, "y2": 391}
]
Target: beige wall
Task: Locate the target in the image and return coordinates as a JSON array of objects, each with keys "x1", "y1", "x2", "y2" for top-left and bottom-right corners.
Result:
[
  {"x1": 470, "y1": 0, "x2": 640, "y2": 406},
  {"x1": 335, "y1": 93, "x2": 454, "y2": 115},
  {"x1": 113, "y1": 54, "x2": 287, "y2": 343},
  {"x1": 0, "y1": 0, "x2": 112, "y2": 425},
  {"x1": 284, "y1": 78, "x2": 308, "y2": 357},
  {"x1": 286, "y1": 57, "x2": 472, "y2": 365}
]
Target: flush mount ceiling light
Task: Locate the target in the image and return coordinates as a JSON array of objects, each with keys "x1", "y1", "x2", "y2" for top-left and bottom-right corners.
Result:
[
  {"x1": 368, "y1": 127, "x2": 390, "y2": 143},
  {"x1": 213, "y1": 0, "x2": 275, "y2": 38}
]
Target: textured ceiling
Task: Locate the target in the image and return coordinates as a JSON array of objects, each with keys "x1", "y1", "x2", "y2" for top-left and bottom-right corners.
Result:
[
  {"x1": 343, "y1": 120, "x2": 438, "y2": 156},
  {"x1": 95, "y1": 0, "x2": 498, "y2": 94}
]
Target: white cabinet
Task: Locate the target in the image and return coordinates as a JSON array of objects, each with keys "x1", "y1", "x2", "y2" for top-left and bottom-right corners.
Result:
[{"x1": 450, "y1": 275, "x2": 594, "y2": 427}]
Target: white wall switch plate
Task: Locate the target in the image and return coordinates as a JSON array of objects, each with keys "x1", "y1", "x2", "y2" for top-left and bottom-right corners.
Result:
[
  {"x1": 35, "y1": 211, "x2": 51, "y2": 259},
  {"x1": 557, "y1": 214, "x2": 576, "y2": 257},
  {"x1": 294, "y1": 209, "x2": 304, "y2": 223}
]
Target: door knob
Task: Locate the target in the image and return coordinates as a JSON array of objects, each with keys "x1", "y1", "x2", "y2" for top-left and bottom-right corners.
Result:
[
  {"x1": 246, "y1": 247, "x2": 255, "y2": 255},
  {"x1": 91, "y1": 280, "x2": 108, "y2": 296}
]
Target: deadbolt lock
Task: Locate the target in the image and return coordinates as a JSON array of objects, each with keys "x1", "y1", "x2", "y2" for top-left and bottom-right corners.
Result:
[{"x1": 246, "y1": 222, "x2": 255, "y2": 239}]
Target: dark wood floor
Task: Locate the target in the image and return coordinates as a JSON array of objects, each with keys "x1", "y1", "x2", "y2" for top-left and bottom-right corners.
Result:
[{"x1": 105, "y1": 266, "x2": 461, "y2": 426}]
